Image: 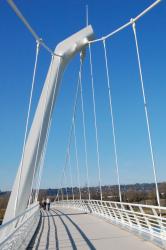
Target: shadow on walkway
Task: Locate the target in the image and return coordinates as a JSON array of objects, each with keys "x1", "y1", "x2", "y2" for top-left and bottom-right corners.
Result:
[
  {"x1": 27, "y1": 208, "x2": 96, "y2": 249},
  {"x1": 42, "y1": 212, "x2": 87, "y2": 218},
  {"x1": 52, "y1": 208, "x2": 96, "y2": 250},
  {"x1": 27, "y1": 210, "x2": 45, "y2": 249},
  {"x1": 49, "y1": 209, "x2": 59, "y2": 250}
]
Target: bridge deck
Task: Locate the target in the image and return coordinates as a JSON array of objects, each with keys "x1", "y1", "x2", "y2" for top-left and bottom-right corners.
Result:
[{"x1": 27, "y1": 207, "x2": 161, "y2": 250}]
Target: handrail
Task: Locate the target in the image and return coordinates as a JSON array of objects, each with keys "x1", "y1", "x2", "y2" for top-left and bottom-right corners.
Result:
[
  {"x1": 54, "y1": 199, "x2": 166, "y2": 249},
  {"x1": 0, "y1": 203, "x2": 40, "y2": 249},
  {"x1": 0, "y1": 204, "x2": 39, "y2": 246},
  {"x1": 0, "y1": 202, "x2": 38, "y2": 230},
  {"x1": 85, "y1": 199, "x2": 166, "y2": 210}
]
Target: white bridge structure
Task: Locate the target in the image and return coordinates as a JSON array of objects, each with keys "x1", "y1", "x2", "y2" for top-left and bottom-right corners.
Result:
[{"x1": 0, "y1": 0, "x2": 166, "y2": 249}]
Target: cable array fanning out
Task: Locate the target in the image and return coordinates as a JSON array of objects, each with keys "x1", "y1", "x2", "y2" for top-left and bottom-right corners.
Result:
[{"x1": 7, "y1": 0, "x2": 162, "y2": 205}]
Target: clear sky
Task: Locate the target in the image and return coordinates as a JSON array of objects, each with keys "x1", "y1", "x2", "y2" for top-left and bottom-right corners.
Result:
[{"x1": 0, "y1": 0, "x2": 166, "y2": 191}]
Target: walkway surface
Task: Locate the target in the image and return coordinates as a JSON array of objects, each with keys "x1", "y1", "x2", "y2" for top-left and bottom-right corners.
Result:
[{"x1": 27, "y1": 207, "x2": 161, "y2": 250}]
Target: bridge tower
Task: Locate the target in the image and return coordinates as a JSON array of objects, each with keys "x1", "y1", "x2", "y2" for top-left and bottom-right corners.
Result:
[{"x1": 3, "y1": 25, "x2": 94, "y2": 223}]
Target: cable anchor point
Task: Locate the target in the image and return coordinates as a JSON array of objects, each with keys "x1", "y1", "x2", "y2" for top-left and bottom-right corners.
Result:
[{"x1": 130, "y1": 18, "x2": 136, "y2": 29}]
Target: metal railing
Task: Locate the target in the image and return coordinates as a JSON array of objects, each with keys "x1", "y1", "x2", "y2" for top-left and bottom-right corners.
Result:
[
  {"x1": 0, "y1": 203, "x2": 40, "y2": 250},
  {"x1": 54, "y1": 199, "x2": 166, "y2": 249}
]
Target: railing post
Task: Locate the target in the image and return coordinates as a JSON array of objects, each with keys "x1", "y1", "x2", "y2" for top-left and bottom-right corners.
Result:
[{"x1": 129, "y1": 204, "x2": 142, "y2": 229}]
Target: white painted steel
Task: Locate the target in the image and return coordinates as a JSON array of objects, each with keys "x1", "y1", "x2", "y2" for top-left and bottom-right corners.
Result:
[
  {"x1": 89, "y1": 0, "x2": 161, "y2": 44},
  {"x1": 7, "y1": 0, "x2": 61, "y2": 57},
  {"x1": 79, "y1": 55, "x2": 91, "y2": 200},
  {"x1": 0, "y1": 203, "x2": 40, "y2": 250},
  {"x1": 27, "y1": 207, "x2": 162, "y2": 250},
  {"x1": 88, "y1": 44, "x2": 103, "y2": 201},
  {"x1": 3, "y1": 25, "x2": 94, "y2": 224},
  {"x1": 103, "y1": 40, "x2": 122, "y2": 203},
  {"x1": 54, "y1": 199, "x2": 166, "y2": 249},
  {"x1": 131, "y1": 20, "x2": 160, "y2": 207}
]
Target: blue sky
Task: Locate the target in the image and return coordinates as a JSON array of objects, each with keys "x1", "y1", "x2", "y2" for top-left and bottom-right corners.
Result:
[{"x1": 0, "y1": 0, "x2": 166, "y2": 190}]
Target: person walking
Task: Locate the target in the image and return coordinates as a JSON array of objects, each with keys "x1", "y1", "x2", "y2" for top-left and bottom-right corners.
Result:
[
  {"x1": 41, "y1": 198, "x2": 46, "y2": 210},
  {"x1": 46, "y1": 197, "x2": 50, "y2": 211}
]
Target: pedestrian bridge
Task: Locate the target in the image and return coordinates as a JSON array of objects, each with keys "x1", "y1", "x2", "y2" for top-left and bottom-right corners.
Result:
[
  {"x1": 0, "y1": 0, "x2": 166, "y2": 249},
  {"x1": 27, "y1": 207, "x2": 161, "y2": 250},
  {"x1": 0, "y1": 200, "x2": 166, "y2": 249}
]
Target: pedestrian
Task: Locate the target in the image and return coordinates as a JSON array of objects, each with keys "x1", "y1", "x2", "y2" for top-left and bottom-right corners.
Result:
[
  {"x1": 41, "y1": 198, "x2": 45, "y2": 209},
  {"x1": 42, "y1": 198, "x2": 46, "y2": 210},
  {"x1": 46, "y1": 197, "x2": 50, "y2": 211},
  {"x1": 44, "y1": 199, "x2": 46, "y2": 210}
]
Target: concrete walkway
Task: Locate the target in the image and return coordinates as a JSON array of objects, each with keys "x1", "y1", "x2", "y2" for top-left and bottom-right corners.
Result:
[{"x1": 27, "y1": 207, "x2": 161, "y2": 250}]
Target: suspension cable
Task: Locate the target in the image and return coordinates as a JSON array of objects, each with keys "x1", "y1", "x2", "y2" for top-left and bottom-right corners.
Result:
[
  {"x1": 79, "y1": 53, "x2": 91, "y2": 200},
  {"x1": 88, "y1": 44, "x2": 103, "y2": 200},
  {"x1": 68, "y1": 149, "x2": 75, "y2": 200},
  {"x1": 56, "y1": 148, "x2": 75, "y2": 202},
  {"x1": 131, "y1": 20, "x2": 160, "y2": 207},
  {"x1": 89, "y1": 0, "x2": 161, "y2": 44},
  {"x1": 8, "y1": 0, "x2": 160, "y2": 51},
  {"x1": 73, "y1": 117, "x2": 82, "y2": 200},
  {"x1": 29, "y1": 54, "x2": 55, "y2": 204},
  {"x1": 15, "y1": 40, "x2": 40, "y2": 214},
  {"x1": 61, "y1": 187, "x2": 64, "y2": 200},
  {"x1": 64, "y1": 170, "x2": 68, "y2": 201},
  {"x1": 34, "y1": 56, "x2": 61, "y2": 202},
  {"x1": 56, "y1": 64, "x2": 81, "y2": 202},
  {"x1": 103, "y1": 40, "x2": 122, "y2": 202},
  {"x1": 7, "y1": 0, "x2": 62, "y2": 58}
]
